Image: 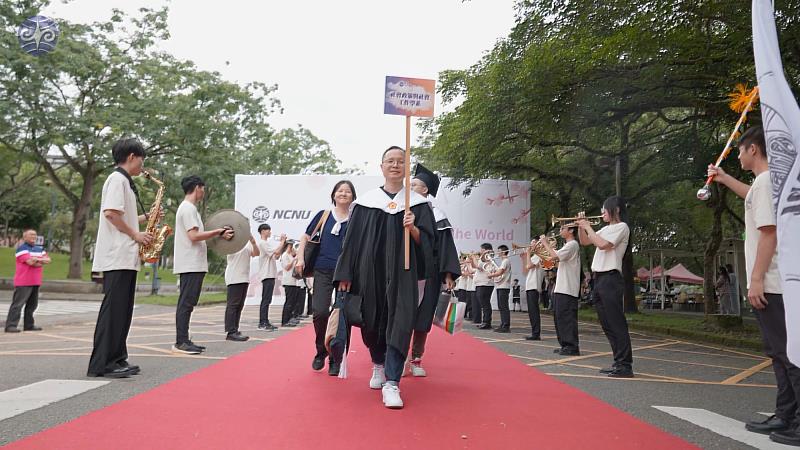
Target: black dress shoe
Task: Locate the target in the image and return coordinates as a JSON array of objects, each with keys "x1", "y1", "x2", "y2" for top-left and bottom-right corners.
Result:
[
  {"x1": 478, "y1": 323, "x2": 492, "y2": 330},
  {"x1": 23, "y1": 326, "x2": 42, "y2": 331},
  {"x1": 493, "y1": 327, "x2": 510, "y2": 333},
  {"x1": 599, "y1": 366, "x2": 618, "y2": 374},
  {"x1": 4, "y1": 328, "x2": 20, "y2": 333},
  {"x1": 607, "y1": 367, "x2": 634, "y2": 378},
  {"x1": 328, "y1": 362, "x2": 341, "y2": 376},
  {"x1": 118, "y1": 361, "x2": 141, "y2": 375},
  {"x1": 559, "y1": 348, "x2": 580, "y2": 356},
  {"x1": 102, "y1": 367, "x2": 133, "y2": 378},
  {"x1": 312, "y1": 356, "x2": 325, "y2": 371},
  {"x1": 747, "y1": 415, "x2": 792, "y2": 434},
  {"x1": 226, "y1": 332, "x2": 249, "y2": 342},
  {"x1": 553, "y1": 348, "x2": 563, "y2": 354},
  {"x1": 525, "y1": 335, "x2": 541, "y2": 341},
  {"x1": 282, "y1": 322, "x2": 296, "y2": 327},
  {"x1": 770, "y1": 426, "x2": 800, "y2": 445}
]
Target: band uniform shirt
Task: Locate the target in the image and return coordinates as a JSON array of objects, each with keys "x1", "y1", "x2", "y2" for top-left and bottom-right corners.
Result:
[
  {"x1": 525, "y1": 255, "x2": 544, "y2": 292},
  {"x1": 554, "y1": 240, "x2": 581, "y2": 297},
  {"x1": 173, "y1": 200, "x2": 209, "y2": 274},
  {"x1": 496, "y1": 258, "x2": 512, "y2": 289},
  {"x1": 14, "y1": 242, "x2": 47, "y2": 287},
  {"x1": 305, "y1": 210, "x2": 349, "y2": 271},
  {"x1": 744, "y1": 171, "x2": 782, "y2": 294},
  {"x1": 257, "y1": 239, "x2": 279, "y2": 280},
  {"x1": 473, "y1": 258, "x2": 493, "y2": 287},
  {"x1": 93, "y1": 171, "x2": 141, "y2": 272},
  {"x1": 465, "y1": 274, "x2": 476, "y2": 292},
  {"x1": 590, "y1": 222, "x2": 630, "y2": 273},
  {"x1": 225, "y1": 241, "x2": 254, "y2": 286},
  {"x1": 280, "y1": 252, "x2": 296, "y2": 287},
  {"x1": 455, "y1": 275, "x2": 465, "y2": 290}
]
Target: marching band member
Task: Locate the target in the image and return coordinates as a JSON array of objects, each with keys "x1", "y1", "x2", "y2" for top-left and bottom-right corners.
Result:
[
  {"x1": 540, "y1": 226, "x2": 581, "y2": 356},
  {"x1": 576, "y1": 197, "x2": 632, "y2": 378},
  {"x1": 471, "y1": 244, "x2": 495, "y2": 330},
  {"x1": 280, "y1": 242, "x2": 300, "y2": 327},
  {"x1": 488, "y1": 245, "x2": 512, "y2": 333},
  {"x1": 521, "y1": 239, "x2": 544, "y2": 341},
  {"x1": 224, "y1": 235, "x2": 259, "y2": 342},
  {"x1": 257, "y1": 224, "x2": 284, "y2": 331}
]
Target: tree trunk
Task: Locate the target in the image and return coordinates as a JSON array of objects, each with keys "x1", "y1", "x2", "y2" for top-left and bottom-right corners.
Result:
[
  {"x1": 702, "y1": 185, "x2": 726, "y2": 316},
  {"x1": 67, "y1": 171, "x2": 96, "y2": 279}
]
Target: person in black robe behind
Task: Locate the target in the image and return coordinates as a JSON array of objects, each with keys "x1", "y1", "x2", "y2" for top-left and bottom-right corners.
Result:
[
  {"x1": 334, "y1": 146, "x2": 436, "y2": 409},
  {"x1": 405, "y1": 163, "x2": 460, "y2": 378}
]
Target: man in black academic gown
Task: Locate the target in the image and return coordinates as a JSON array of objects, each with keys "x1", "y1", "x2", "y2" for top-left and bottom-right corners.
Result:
[
  {"x1": 406, "y1": 163, "x2": 461, "y2": 377},
  {"x1": 335, "y1": 146, "x2": 436, "y2": 409}
]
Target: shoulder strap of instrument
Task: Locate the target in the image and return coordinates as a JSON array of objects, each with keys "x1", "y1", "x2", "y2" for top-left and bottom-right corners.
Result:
[{"x1": 114, "y1": 167, "x2": 146, "y2": 216}]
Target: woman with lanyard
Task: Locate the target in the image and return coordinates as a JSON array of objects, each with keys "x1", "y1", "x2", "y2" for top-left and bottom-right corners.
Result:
[
  {"x1": 576, "y1": 196, "x2": 633, "y2": 378},
  {"x1": 295, "y1": 180, "x2": 356, "y2": 376}
]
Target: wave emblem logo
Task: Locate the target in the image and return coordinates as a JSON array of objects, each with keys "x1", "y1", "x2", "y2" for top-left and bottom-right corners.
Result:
[
  {"x1": 17, "y1": 15, "x2": 60, "y2": 56},
  {"x1": 252, "y1": 206, "x2": 270, "y2": 223}
]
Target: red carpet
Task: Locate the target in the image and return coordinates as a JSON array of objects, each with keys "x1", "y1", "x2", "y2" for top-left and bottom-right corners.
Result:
[{"x1": 6, "y1": 326, "x2": 697, "y2": 449}]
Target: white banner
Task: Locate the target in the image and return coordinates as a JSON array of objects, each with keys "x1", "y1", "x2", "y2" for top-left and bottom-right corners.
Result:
[
  {"x1": 753, "y1": 0, "x2": 800, "y2": 364},
  {"x1": 235, "y1": 175, "x2": 531, "y2": 307}
]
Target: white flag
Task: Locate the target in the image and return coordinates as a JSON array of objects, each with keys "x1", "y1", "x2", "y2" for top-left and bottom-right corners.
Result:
[{"x1": 753, "y1": 0, "x2": 800, "y2": 365}]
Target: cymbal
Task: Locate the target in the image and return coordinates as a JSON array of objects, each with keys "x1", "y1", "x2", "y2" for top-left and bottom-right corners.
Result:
[{"x1": 205, "y1": 209, "x2": 250, "y2": 255}]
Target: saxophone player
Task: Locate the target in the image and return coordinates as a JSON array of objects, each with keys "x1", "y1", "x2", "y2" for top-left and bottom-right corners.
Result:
[{"x1": 88, "y1": 138, "x2": 155, "y2": 378}]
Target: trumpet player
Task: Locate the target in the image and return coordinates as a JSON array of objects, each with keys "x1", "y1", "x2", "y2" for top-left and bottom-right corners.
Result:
[
  {"x1": 257, "y1": 224, "x2": 285, "y2": 331},
  {"x1": 520, "y1": 239, "x2": 544, "y2": 341},
  {"x1": 488, "y1": 245, "x2": 512, "y2": 333},
  {"x1": 471, "y1": 244, "x2": 495, "y2": 329},
  {"x1": 463, "y1": 257, "x2": 478, "y2": 323},
  {"x1": 540, "y1": 225, "x2": 581, "y2": 356},
  {"x1": 576, "y1": 198, "x2": 633, "y2": 378},
  {"x1": 88, "y1": 139, "x2": 153, "y2": 378}
]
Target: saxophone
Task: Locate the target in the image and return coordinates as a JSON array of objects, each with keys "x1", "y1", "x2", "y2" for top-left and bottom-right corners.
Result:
[{"x1": 139, "y1": 170, "x2": 173, "y2": 264}]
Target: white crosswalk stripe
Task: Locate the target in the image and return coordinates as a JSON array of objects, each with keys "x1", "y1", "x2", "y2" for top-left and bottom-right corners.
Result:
[
  {"x1": 654, "y1": 406, "x2": 788, "y2": 450},
  {"x1": 30, "y1": 300, "x2": 101, "y2": 317},
  {"x1": 0, "y1": 380, "x2": 108, "y2": 422}
]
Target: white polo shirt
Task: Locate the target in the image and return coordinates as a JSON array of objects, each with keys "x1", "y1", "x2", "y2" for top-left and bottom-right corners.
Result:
[
  {"x1": 280, "y1": 252, "x2": 296, "y2": 287},
  {"x1": 745, "y1": 171, "x2": 782, "y2": 293},
  {"x1": 173, "y1": 200, "x2": 208, "y2": 274},
  {"x1": 555, "y1": 240, "x2": 581, "y2": 297},
  {"x1": 473, "y1": 257, "x2": 493, "y2": 287},
  {"x1": 257, "y1": 239, "x2": 279, "y2": 280},
  {"x1": 92, "y1": 171, "x2": 141, "y2": 272},
  {"x1": 591, "y1": 222, "x2": 630, "y2": 273},
  {"x1": 225, "y1": 242, "x2": 254, "y2": 286},
  {"x1": 495, "y1": 258, "x2": 512, "y2": 289},
  {"x1": 525, "y1": 255, "x2": 544, "y2": 292},
  {"x1": 465, "y1": 275, "x2": 476, "y2": 292}
]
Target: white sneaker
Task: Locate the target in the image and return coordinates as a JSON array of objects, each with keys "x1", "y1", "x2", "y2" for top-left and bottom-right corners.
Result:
[
  {"x1": 382, "y1": 382, "x2": 404, "y2": 409},
  {"x1": 369, "y1": 364, "x2": 386, "y2": 389},
  {"x1": 410, "y1": 360, "x2": 427, "y2": 377},
  {"x1": 402, "y1": 360, "x2": 412, "y2": 377}
]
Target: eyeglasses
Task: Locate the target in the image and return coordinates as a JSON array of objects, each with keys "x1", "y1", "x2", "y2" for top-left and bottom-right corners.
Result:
[{"x1": 382, "y1": 159, "x2": 405, "y2": 167}]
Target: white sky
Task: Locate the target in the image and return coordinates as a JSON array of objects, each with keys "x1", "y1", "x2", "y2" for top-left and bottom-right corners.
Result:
[{"x1": 45, "y1": 0, "x2": 517, "y2": 173}]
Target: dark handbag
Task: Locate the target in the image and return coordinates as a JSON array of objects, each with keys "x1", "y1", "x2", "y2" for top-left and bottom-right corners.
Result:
[
  {"x1": 298, "y1": 210, "x2": 331, "y2": 278},
  {"x1": 337, "y1": 290, "x2": 363, "y2": 328}
]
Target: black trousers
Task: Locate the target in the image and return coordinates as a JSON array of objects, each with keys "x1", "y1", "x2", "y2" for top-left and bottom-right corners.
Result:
[
  {"x1": 476, "y1": 285, "x2": 494, "y2": 326},
  {"x1": 469, "y1": 291, "x2": 481, "y2": 323},
  {"x1": 5, "y1": 286, "x2": 39, "y2": 330},
  {"x1": 282, "y1": 285, "x2": 299, "y2": 325},
  {"x1": 756, "y1": 294, "x2": 800, "y2": 421},
  {"x1": 259, "y1": 278, "x2": 275, "y2": 325},
  {"x1": 176, "y1": 272, "x2": 205, "y2": 345},
  {"x1": 88, "y1": 270, "x2": 137, "y2": 376},
  {"x1": 294, "y1": 287, "x2": 307, "y2": 317},
  {"x1": 496, "y1": 288, "x2": 511, "y2": 328},
  {"x1": 526, "y1": 290, "x2": 541, "y2": 338},
  {"x1": 225, "y1": 283, "x2": 248, "y2": 334},
  {"x1": 311, "y1": 269, "x2": 336, "y2": 357},
  {"x1": 593, "y1": 271, "x2": 632, "y2": 369},
  {"x1": 553, "y1": 293, "x2": 579, "y2": 352}
]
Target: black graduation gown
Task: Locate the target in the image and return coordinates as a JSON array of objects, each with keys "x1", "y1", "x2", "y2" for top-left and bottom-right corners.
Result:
[
  {"x1": 333, "y1": 187, "x2": 436, "y2": 355},
  {"x1": 414, "y1": 205, "x2": 461, "y2": 332}
]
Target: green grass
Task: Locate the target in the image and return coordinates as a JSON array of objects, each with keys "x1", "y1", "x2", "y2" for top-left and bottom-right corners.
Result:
[
  {"x1": 576, "y1": 308, "x2": 764, "y2": 351},
  {"x1": 136, "y1": 292, "x2": 228, "y2": 306},
  {"x1": 0, "y1": 247, "x2": 225, "y2": 285}
]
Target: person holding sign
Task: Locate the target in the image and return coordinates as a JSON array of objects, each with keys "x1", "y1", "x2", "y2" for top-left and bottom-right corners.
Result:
[{"x1": 335, "y1": 146, "x2": 436, "y2": 409}]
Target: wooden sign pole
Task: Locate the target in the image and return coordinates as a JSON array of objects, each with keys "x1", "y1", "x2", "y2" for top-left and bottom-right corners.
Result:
[{"x1": 404, "y1": 114, "x2": 411, "y2": 271}]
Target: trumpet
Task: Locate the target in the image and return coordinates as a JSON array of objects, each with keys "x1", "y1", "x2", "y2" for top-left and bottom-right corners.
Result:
[{"x1": 551, "y1": 214, "x2": 602, "y2": 228}]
